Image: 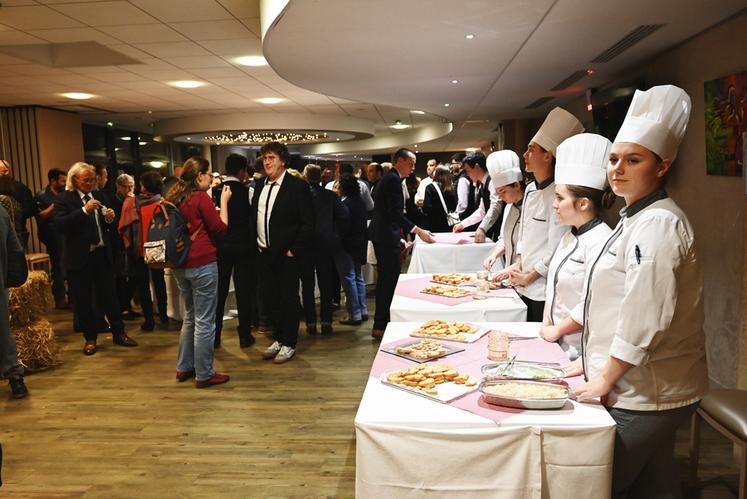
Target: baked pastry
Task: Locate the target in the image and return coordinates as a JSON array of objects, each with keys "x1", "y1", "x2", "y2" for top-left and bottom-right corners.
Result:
[
  {"x1": 432, "y1": 273, "x2": 472, "y2": 285},
  {"x1": 385, "y1": 363, "x2": 477, "y2": 396},
  {"x1": 421, "y1": 284, "x2": 472, "y2": 298},
  {"x1": 396, "y1": 339, "x2": 449, "y2": 359},
  {"x1": 412, "y1": 320, "x2": 479, "y2": 341}
]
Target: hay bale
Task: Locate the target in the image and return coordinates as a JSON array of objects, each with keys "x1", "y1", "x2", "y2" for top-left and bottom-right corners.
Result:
[
  {"x1": 9, "y1": 270, "x2": 52, "y2": 328},
  {"x1": 12, "y1": 318, "x2": 60, "y2": 372}
]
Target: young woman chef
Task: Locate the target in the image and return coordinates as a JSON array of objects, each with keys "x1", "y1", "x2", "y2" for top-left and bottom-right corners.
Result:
[
  {"x1": 508, "y1": 107, "x2": 584, "y2": 321},
  {"x1": 481, "y1": 150, "x2": 524, "y2": 273},
  {"x1": 539, "y1": 133, "x2": 614, "y2": 360},
  {"x1": 573, "y1": 85, "x2": 708, "y2": 498}
]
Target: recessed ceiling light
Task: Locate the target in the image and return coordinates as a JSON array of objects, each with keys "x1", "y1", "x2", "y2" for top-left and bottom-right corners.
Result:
[
  {"x1": 147, "y1": 110, "x2": 153, "y2": 114},
  {"x1": 235, "y1": 55, "x2": 268, "y2": 67},
  {"x1": 414, "y1": 144, "x2": 418, "y2": 148},
  {"x1": 150, "y1": 161, "x2": 165, "y2": 168},
  {"x1": 255, "y1": 97, "x2": 284, "y2": 104},
  {"x1": 390, "y1": 120, "x2": 410, "y2": 130},
  {"x1": 139, "y1": 141, "x2": 147, "y2": 145},
  {"x1": 186, "y1": 137, "x2": 191, "y2": 141},
  {"x1": 120, "y1": 136, "x2": 131, "y2": 141},
  {"x1": 451, "y1": 79, "x2": 459, "y2": 84},
  {"x1": 465, "y1": 34, "x2": 475, "y2": 40},
  {"x1": 444, "y1": 103, "x2": 450, "y2": 107},
  {"x1": 335, "y1": 138, "x2": 340, "y2": 141},
  {"x1": 62, "y1": 92, "x2": 94, "y2": 100},
  {"x1": 171, "y1": 80, "x2": 204, "y2": 89}
]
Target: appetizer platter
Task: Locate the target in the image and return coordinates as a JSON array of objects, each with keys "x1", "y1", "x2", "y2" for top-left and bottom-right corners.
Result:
[
  {"x1": 381, "y1": 363, "x2": 479, "y2": 403},
  {"x1": 478, "y1": 380, "x2": 571, "y2": 410},
  {"x1": 411, "y1": 320, "x2": 488, "y2": 343},
  {"x1": 420, "y1": 284, "x2": 473, "y2": 298},
  {"x1": 382, "y1": 338, "x2": 465, "y2": 363},
  {"x1": 430, "y1": 273, "x2": 473, "y2": 286},
  {"x1": 482, "y1": 361, "x2": 566, "y2": 381}
]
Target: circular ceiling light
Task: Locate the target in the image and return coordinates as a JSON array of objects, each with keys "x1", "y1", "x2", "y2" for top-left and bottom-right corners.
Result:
[
  {"x1": 451, "y1": 79, "x2": 459, "y2": 84},
  {"x1": 411, "y1": 110, "x2": 425, "y2": 115},
  {"x1": 235, "y1": 55, "x2": 268, "y2": 66},
  {"x1": 171, "y1": 80, "x2": 204, "y2": 89},
  {"x1": 149, "y1": 161, "x2": 165, "y2": 168},
  {"x1": 255, "y1": 97, "x2": 285, "y2": 104},
  {"x1": 390, "y1": 120, "x2": 410, "y2": 130},
  {"x1": 465, "y1": 34, "x2": 475, "y2": 40},
  {"x1": 62, "y1": 92, "x2": 94, "y2": 100},
  {"x1": 444, "y1": 103, "x2": 450, "y2": 107}
]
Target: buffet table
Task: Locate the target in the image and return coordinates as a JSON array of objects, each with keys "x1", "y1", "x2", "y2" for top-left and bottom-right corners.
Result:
[
  {"x1": 390, "y1": 274, "x2": 527, "y2": 323},
  {"x1": 408, "y1": 231, "x2": 498, "y2": 273},
  {"x1": 355, "y1": 322, "x2": 616, "y2": 499}
]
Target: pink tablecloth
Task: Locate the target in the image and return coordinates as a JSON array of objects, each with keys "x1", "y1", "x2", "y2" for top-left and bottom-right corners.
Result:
[
  {"x1": 371, "y1": 334, "x2": 583, "y2": 424},
  {"x1": 395, "y1": 276, "x2": 515, "y2": 306}
]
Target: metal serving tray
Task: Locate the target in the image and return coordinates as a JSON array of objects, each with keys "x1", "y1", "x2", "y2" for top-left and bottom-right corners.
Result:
[
  {"x1": 478, "y1": 380, "x2": 571, "y2": 410},
  {"x1": 481, "y1": 361, "x2": 566, "y2": 381},
  {"x1": 382, "y1": 339, "x2": 465, "y2": 363}
]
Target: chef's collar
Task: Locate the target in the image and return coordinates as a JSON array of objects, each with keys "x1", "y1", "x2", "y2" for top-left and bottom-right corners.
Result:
[
  {"x1": 621, "y1": 189, "x2": 668, "y2": 218},
  {"x1": 573, "y1": 217, "x2": 603, "y2": 236},
  {"x1": 537, "y1": 175, "x2": 554, "y2": 190}
]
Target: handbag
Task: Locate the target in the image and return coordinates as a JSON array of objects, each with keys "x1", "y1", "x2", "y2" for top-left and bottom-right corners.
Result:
[{"x1": 432, "y1": 183, "x2": 459, "y2": 227}]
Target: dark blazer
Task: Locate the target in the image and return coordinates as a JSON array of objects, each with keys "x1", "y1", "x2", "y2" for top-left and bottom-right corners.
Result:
[
  {"x1": 309, "y1": 183, "x2": 347, "y2": 253},
  {"x1": 219, "y1": 178, "x2": 252, "y2": 252},
  {"x1": 341, "y1": 194, "x2": 367, "y2": 264},
  {"x1": 368, "y1": 169, "x2": 415, "y2": 247},
  {"x1": 250, "y1": 171, "x2": 314, "y2": 257},
  {"x1": 54, "y1": 190, "x2": 115, "y2": 271},
  {"x1": 422, "y1": 182, "x2": 457, "y2": 233},
  {"x1": 0, "y1": 206, "x2": 25, "y2": 289}
]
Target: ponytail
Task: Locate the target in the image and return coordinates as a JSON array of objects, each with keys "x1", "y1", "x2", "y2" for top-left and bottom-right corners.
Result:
[{"x1": 165, "y1": 156, "x2": 209, "y2": 205}]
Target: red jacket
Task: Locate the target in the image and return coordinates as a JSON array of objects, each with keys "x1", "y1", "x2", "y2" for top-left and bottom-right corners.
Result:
[{"x1": 178, "y1": 191, "x2": 226, "y2": 268}]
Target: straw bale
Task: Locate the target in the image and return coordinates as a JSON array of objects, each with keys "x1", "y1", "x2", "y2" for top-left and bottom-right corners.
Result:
[
  {"x1": 9, "y1": 270, "x2": 52, "y2": 328},
  {"x1": 12, "y1": 318, "x2": 60, "y2": 372}
]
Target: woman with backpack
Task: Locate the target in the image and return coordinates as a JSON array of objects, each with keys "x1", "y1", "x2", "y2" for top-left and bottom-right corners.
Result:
[{"x1": 165, "y1": 157, "x2": 231, "y2": 388}]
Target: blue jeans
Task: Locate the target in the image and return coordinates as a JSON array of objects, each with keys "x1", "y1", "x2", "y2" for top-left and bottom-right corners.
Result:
[
  {"x1": 334, "y1": 251, "x2": 368, "y2": 321},
  {"x1": 173, "y1": 262, "x2": 218, "y2": 381}
]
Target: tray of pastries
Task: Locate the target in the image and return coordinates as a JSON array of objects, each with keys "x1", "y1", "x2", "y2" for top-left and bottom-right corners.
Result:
[
  {"x1": 411, "y1": 320, "x2": 487, "y2": 343},
  {"x1": 431, "y1": 273, "x2": 473, "y2": 286},
  {"x1": 420, "y1": 284, "x2": 473, "y2": 298},
  {"x1": 382, "y1": 338, "x2": 465, "y2": 363},
  {"x1": 479, "y1": 380, "x2": 571, "y2": 410},
  {"x1": 381, "y1": 363, "x2": 479, "y2": 403}
]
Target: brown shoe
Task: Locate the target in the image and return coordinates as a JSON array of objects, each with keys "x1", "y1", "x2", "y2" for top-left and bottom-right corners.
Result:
[
  {"x1": 83, "y1": 340, "x2": 97, "y2": 355},
  {"x1": 113, "y1": 334, "x2": 138, "y2": 347},
  {"x1": 176, "y1": 370, "x2": 195, "y2": 382},
  {"x1": 371, "y1": 328, "x2": 385, "y2": 340},
  {"x1": 195, "y1": 373, "x2": 230, "y2": 388}
]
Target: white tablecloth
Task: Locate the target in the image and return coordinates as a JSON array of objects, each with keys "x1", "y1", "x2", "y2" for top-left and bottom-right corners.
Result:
[
  {"x1": 355, "y1": 322, "x2": 616, "y2": 499},
  {"x1": 390, "y1": 274, "x2": 527, "y2": 323},
  {"x1": 408, "y1": 232, "x2": 498, "y2": 273}
]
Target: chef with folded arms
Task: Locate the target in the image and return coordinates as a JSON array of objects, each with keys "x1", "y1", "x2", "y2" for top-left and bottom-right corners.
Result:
[
  {"x1": 538, "y1": 133, "x2": 614, "y2": 360},
  {"x1": 508, "y1": 107, "x2": 584, "y2": 321},
  {"x1": 573, "y1": 85, "x2": 708, "y2": 498},
  {"x1": 481, "y1": 150, "x2": 524, "y2": 273}
]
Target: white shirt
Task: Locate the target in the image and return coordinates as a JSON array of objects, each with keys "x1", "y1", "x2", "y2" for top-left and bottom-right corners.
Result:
[
  {"x1": 496, "y1": 201, "x2": 522, "y2": 269},
  {"x1": 459, "y1": 174, "x2": 504, "y2": 231},
  {"x1": 515, "y1": 178, "x2": 569, "y2": 300},
  {"x1": 256, "y1": 171, "x2": 286, "y2": 249},
  {"x1": 414, "y1": 176, "x2": 433, "y2": 204},
  {"x1": 582, "y1": 193, "x2": 708, "y2": 410},
  {"x1": 78, "y1": 190, "x2": 105, "y2": 250},
  {"x1": 544, "y1": 219, "x2": 611, "y2": 360},
  {"x1": 455, "y1": 175, "x2": 471, "y2": 215}
]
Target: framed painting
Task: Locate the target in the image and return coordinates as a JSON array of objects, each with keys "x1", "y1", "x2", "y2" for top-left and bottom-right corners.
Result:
[{"x1": 704, "y1": 71, "x2": 746, "y2": 176}]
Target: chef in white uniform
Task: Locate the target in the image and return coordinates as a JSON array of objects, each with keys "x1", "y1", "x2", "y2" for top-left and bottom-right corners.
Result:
[
  {"x1": 539, "y1": 134, "x2": 614, "y2": 360},
  {"x1": 481, "y1": 150, "x2": 524, "y2": 273},
  {"x1": 573, "y1": 85, "x2": 708, "y2": 498},
  {"x1": 509, "y1": 107, "x2": 584, "y2": 321}
]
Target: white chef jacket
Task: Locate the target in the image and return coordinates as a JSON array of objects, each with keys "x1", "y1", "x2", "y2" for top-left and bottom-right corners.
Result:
[
  {"x1": 496, "y1": 201, "x2": 521, "y2": 269},
  {"x1": 515, "y1": 177, "x2": 569, "y2": 300},
  {"x1": 582, "y1": 191, "x2": 708, "y2": 411},
  {"x1": 544, "y1": 218, "x2": 611, "y2": 360}
]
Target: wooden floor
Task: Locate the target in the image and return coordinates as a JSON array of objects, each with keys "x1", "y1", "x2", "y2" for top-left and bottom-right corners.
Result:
[{"x1": 0, "y1": 301, "x2": 741, "y2": 498}]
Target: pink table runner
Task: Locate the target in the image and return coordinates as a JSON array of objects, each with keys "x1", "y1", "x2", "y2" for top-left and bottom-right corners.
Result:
[
  {"x1": 420, "y1": 231, "x2": 493, "y2": 245},
  {"x1": 371, "y1": 333, "x2": 585, "y2": 425},
  {"x1": 395, "y1": 276, "x2": 516, "y2": 306}
]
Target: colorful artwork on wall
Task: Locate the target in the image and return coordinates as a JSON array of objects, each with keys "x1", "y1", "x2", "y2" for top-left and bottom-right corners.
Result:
[{"x1": 704, "y1": 71, "x2": 746, "y2": 176}]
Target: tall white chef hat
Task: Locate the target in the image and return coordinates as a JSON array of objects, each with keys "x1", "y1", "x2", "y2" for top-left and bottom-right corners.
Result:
[
  {"x1": 614, "y1": 85, "x2": 691, "y2": 162},
  {"x1": 487, "y1": 150, "x2": 522, "y2": 187},
  {"x1": 530, "y1": 107, "x2": 585, "y2": 154},
  {"x1": 555, "y1": 133, "x2": 612, "y2": 190}
]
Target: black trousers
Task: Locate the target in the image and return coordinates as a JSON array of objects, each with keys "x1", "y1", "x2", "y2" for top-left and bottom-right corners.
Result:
[
  {"x1": 373, "y1": 242, "x2": 401, "y2": 330},
  {"x1": 151, "y1": 268, "x2": 167, "y2": 320},
  {"x1": 129, "y1": 256, "x2": 155, "y2": 323},
  {"x1": 68, "y1": 248, "x2": 124, "y2": 341},
  {"x1": 300, "y1": 249, "x2": 334, "y2": 326},
  {"x1": 216, "y1": 247, "x2": 254, "y2": 342},
  {"x1": 40, "y1": 233, "x2": 66, "y2": 304},
  {"x1": 519, "y1": 295, "x2": 545, "y2": 322},
  {"x1": 256, "y1": 251, "x2": 300, "y2": 348}
]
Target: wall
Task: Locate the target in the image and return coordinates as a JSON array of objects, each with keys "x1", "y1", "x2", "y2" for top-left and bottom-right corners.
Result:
[{"x1": 36, "y1": 107, "x2": 84, "y2": 174}]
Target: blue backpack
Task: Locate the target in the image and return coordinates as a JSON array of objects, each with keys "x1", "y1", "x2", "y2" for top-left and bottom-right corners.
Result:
[{"x1": 143, "y1": 200, "x2": 202, "y2": 268}]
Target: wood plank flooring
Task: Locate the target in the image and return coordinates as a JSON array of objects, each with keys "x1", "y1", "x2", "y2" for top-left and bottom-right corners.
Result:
[{"x1": 0, "y1": 301, "x2": 741, "y2": 498}]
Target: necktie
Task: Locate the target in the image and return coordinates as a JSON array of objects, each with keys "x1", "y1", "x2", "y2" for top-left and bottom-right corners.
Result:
[
  {"x1": 83, "y1": 194, "x2": 102, "y2": 246},
  {"x1": 264, "y1": 182, "x2": 276, "y2": 247}
]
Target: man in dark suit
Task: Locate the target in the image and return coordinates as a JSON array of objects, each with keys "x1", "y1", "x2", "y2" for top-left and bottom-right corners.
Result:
[
  {"x1": 251, "y1": 142, "x2": 314, "y2": 364},
  {"x1": 215, "y1": 153, "x2": 255, "y2": 349},
  {"x1": 54, "y1": 162, "x2": 138, "y2": 355},
  {"x1": 301, "y1": 164, "x2": 348, "y2": 335},
  {"x1": 369, "y1": 148, "x2": 435, "y2": 339}
]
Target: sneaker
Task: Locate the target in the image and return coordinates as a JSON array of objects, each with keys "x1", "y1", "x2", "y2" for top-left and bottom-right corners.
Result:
[
  {"x1": 9, "y1": 375, "x2": 28, "y2": 399},
  {"x1": 195, "y1": 373, "x2": 230, "y2": 388},
  {"x1": 272, "y1": 345, "x2": 295, "y2": 364},
  {"x1": 261, "y1": 341, "x2": 282, "y2": 360}
]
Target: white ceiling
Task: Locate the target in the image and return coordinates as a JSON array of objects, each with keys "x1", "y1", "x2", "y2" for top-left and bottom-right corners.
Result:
[{"x1": 0, "y1": 0, "x2": 744, "y2": 153}]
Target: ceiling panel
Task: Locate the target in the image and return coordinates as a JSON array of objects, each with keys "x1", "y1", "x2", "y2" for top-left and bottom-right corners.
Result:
[
  {"x1": 0, "y1": 29, "x2": 47, "y2": 44},
  {"x1": 0, "y1": 5, "x2": 82, "y2": 30},
  {"x1": 167, "y1": 55, "x2": 230, "y2": 69},
  {"x1": 98, "y1": 24, "x2": 187, "y2": 43},
  {"x1": 134, "y1": 41, "x2": 211, "y2": 58},
  {"x1": 189, "y1": 66, "x2": 246, "y2": 78},
  {"x1": 129, "y1": 0, "x2": 233, "y2": 23},
  {"x1": 198, "y1": 37, "x2": 260, "y2": 56},
  {"x1": 217, "y1": 0, "x2": 260, "y2": 18},
  {"x1": 27, "y1": 27, "x2": 121, "y2": 43},
  {"x1": 51, "y1": 1, "x2": 159, "y2": 26},
  {"x1": 237, "y1": 18, "x2": 261, "y2": 37},
  {"x1": 169, "y1": 20, "x2": 253, "y2": 41},
  {"x1": 91, "y1": 70, "x2": 148, "y2": 83}
]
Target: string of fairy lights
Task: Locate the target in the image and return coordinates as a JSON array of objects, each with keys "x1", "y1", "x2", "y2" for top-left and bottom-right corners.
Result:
[{"x1": 202, "y1": 131, "x2": 329, "y2": 144}]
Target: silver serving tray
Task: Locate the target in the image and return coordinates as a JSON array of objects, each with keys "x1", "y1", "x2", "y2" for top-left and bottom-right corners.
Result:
[
  {"x1": 478, "y1": 380, "x2": 571, "y2": 410},
  {"x1": 481, "y1": 361, "x2": 566, "y2": 381},
  {"x1": 382, "y1": 340, "x2": 465, "y2": 363}
]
